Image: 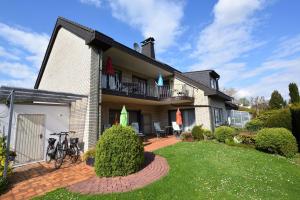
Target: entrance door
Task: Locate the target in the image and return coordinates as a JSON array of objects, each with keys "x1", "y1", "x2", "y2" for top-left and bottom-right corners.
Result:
[
  {"x1": 15, "y1": 114, "x2": 45, "y2": 165},
  {"x1": 143, "y1": 113, "x2": 152, "y2": 135}
]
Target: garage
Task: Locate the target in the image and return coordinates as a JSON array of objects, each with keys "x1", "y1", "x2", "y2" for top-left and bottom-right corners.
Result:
[{"x1": 0, "y1": 86, "x2": 87, "y2": 167}]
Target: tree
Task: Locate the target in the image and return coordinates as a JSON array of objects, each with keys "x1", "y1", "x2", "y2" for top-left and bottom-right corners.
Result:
[
  {"x1": 269, "y1": 90, "x2": 285, "y2": 109},
  {"x1": 250, "y1": 96, "x2": 268, "y2": 116},
  {"x1": 289, "y1": 83, "x2": 300, "y2": 104}
]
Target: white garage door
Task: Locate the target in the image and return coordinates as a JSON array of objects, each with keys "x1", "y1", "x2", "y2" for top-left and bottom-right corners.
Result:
[{"x1": 15, "y1": 114, "x2": 45, "y2": 165}]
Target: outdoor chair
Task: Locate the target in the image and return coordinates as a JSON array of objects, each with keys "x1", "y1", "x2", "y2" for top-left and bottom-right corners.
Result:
[
  {"x1": 172, "y1": 122, "x2": 182, "y2": 137},
  {"x1": 131, "y1": 122, "x2": 145, "y2": 140},
  {"x1": 153, "y1": 122, "x2": 166, "y2": 138}
]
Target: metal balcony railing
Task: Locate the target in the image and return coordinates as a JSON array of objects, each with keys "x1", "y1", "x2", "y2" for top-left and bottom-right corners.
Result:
[{"x1": 101, "y1": 75, "x2": 194, "y2": 100}]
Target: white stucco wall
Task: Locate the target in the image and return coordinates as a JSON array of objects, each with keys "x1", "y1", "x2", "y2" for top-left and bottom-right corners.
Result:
[{"x1": 0, "y1": 104, "x2": 70, "y2": 162}]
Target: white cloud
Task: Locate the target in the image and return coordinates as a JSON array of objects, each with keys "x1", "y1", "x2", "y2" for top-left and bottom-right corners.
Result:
[
  {"x1": 0, "y1": 22, "x2": 50, "y2": 88},
  {"x1": 79, "y1": 0, "x2": 101, "y2": 8},
  {"x1": 107, "y1": 0, "x2": 185, "y2": 52},
  {"x1": 191, "y1": 0, "x2": 265, "y2": 70},
  {"x1": 0, "y1": 46, "x2": 20, "y2": 60},
  {"x1": 272, "y1": 34, "x2": 300, "y2": 58},
  {"x1": 0, "y1": 22, "x2": 49, "y2": 68}
]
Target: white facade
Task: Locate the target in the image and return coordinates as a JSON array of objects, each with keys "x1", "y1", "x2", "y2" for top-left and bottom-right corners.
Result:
[{"x1": 0, "y1": 104, "x2": 70, "y2": 164}]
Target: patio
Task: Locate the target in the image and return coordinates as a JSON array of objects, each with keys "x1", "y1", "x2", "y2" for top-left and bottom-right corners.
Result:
[{"x1": 0, "y1": 135, "x2": 179, "y2": 200}]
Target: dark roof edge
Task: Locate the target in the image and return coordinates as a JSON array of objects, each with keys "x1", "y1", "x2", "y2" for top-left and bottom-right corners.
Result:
[
  {"x1": 184, "y1": 69, "x2": 220, "y2": 79},
  {"x1": 35, "y1": 17, "x2": 180, "y2": 88}
]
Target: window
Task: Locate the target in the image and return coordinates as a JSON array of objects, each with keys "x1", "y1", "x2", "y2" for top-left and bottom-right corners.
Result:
[
  {"x1": 210, "y1": 78, "x2": 217, "y2": 89},
  {"x1": 102, "y1": 70, "x2": 122, "y2": 90},
  {"x1": 213, "y1": 108, "x2": 223, "y2": 126},
  {"x1": 132, "y1": 76, "x2": 147, "y2": 95}
]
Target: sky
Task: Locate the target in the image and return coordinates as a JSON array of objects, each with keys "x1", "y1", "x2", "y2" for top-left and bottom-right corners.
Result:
[{"x1": 0, "y1": 0, "x2": 300, "y2": 100}]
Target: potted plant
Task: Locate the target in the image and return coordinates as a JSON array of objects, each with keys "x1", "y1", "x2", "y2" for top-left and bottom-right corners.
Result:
[
  {"x1": 8, "y1": 150, "x2": 17, "y2": 162},
  {"x1": 83, "y1": 148, "x2": 95, "y2": 166}
]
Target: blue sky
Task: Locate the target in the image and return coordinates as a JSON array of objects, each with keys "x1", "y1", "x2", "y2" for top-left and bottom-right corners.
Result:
[{"x1": 0, "y1": 0, "x2": 300, "y2": 99}]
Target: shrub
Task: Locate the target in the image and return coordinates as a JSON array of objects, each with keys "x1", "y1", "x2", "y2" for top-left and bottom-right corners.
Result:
[
  {"x1": 290, "y1": 104, "x2": 300, "y2": 151},
  {"x1": 82, "y1": 148, "x2": 95, "y2": 161},
  {"x1": 264, "y1": 109, "x2": 292, "y2": 131},
  {"x1": 225, "y1": 138, "x2": 235, "y2": 146},
  {"x1": 0, "y1": 177, "x2": 8, "y2": 194},
  {"x1": 191, "y1": 125, "x2": 204, "y2": 141},
  {"x1": 245, "y1": 119, "x2": 264, "y2": 131},
  {"x1": 255, "y1": 128, "x2": 298, "y2": 157},
  {"x1": 180, "y1": 132, "x2": 193, "y2": 141},
  {"x1": 236, "y1": 133, "x2": 256, "y2": 145},
  {"x1": 203, "y1": 129, "x2": 214, "y2": 140},
  {"x1": 95, "y1": 125, "x2": 144, "y2": 177},
  {"x1": 215, "y1": 126, "x2": 236, "y2": 143},
  {"x1": 0, "y1": 137, "x2": 11, "y2": 177}
]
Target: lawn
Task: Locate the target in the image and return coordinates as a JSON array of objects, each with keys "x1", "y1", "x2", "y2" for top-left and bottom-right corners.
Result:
[{"x1": 36, "y1": 141, "x2": 300, "y2": 200}]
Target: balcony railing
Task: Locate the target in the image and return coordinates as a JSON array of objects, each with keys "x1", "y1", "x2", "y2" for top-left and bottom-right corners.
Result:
[{"x1": 101, "y1": 76, "x2": 194, "y2": 100}]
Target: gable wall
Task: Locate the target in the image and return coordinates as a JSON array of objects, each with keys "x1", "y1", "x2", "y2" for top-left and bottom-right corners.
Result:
[{"x1": 38, "y1": 28, "x2": 92, "y2": 95}]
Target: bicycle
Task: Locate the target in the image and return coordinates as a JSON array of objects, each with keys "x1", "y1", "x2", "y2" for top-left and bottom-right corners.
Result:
[
  {"x1": 61, "y1": 131, "x2": 80, "y2": 163},
  {"x1": 46, "y1": 132, "x2": 65, "y2": 169},
  {"x1": 46, "y1": 131, "x2": 80, "y2": 169}
]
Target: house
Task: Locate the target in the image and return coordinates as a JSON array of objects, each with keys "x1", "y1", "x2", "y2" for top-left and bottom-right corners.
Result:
[{"x1": 35, "y1": 17, "x2": 237, "y2": 150}]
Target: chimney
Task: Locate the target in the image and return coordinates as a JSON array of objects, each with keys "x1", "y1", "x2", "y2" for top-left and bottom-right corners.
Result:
[{"x1": 141, "y1": 37, "x2": 155, "y2": 59}]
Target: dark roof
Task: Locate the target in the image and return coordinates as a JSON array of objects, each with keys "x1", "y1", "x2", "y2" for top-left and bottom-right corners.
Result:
[
  {"x1": 0, "y1": 86, "x2": 87, "y2": 104},
  {"x1": 34, "y1": 17, "x2": 233, "y2": 101},
  {"x1": 184, "y1": 70, "x2": 220, "y2": 79},
  {"x1": 225, "y1": 101, "x2": 239, "y2": 110},
  {"x1": 34, "y1": 17, "x2": 180, "y2": 89}
]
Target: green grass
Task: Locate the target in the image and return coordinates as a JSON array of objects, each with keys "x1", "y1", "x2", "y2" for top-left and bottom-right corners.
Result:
[{"x1": 35, "y1": 141, "x2": 300, "y2": 200}]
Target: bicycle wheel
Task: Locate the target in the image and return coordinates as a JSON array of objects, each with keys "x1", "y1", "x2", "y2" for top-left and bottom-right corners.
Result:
[
  {"x1": 70, "y1": 145, "x2": 80, "y2": 163},
  {"x1": 54, "y1": 148, "x2": 64, "y2": 169},
  {"x1": 62, "y1": 142, "x2": 68, "y2": 159},
  {"x1": 45, "y1": 146, "x2": 52, "y2": 163}
]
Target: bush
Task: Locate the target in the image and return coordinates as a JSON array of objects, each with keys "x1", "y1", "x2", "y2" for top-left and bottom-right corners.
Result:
[
  {"x1": 264, "y1": 109, "x2": 292, "y2": 131},
  {"x1": 0, "y1": 137, "x2": 11, "y2": 177},
  {"x1": 180, "y1": 132, "x2": 193, "y2": 141},
  {"x1": 95, "y1": 125, "x2": 144, "y2": 177},
  {"x1": 191, "y1": 125, "x2": 204, "y2": 141},
  {"x1": 236, "y1": 133, "x2": 256, "y2": 145},
  {"x1": 245, "y1": 119, "x2": 264, "y2": 131},
  {"x1": 255, "y1": 128, "x2": 298, "y2": 157},
  {"x1": 82, "y1": 148, "x2": 95, "y2": 161},
  {"x1": 290, "y1": 104, "x2": 300, "y2": 151},
  {"x1": 0, "y1": 177, "x2": 8, "y2": 194},
  {"x1": 203, "y1": 129, "x2": 214, "y2": 140},
  {"x1": 215, "y1": 126, "x2": 236, "y2": 142}
]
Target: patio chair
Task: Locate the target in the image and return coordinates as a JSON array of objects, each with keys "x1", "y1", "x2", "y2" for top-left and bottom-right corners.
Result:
[
  {"x1": 131, "y1": 122, "x2": 145, "y2": 139},
  {"x1": 172, "y1": 122, "x2": 182, "y2": 137},
  {"x1": 153, "y1": 122, "x2": 166, "y2": 138}
]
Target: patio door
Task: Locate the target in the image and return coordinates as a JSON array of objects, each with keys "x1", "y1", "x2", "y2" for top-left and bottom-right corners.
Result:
[
  {"x1": 169, "y1": 109, "x2": 195, "y2": 132},
  {"x1": 15, "y1": 114, "x2": 45, "y2": 165}
]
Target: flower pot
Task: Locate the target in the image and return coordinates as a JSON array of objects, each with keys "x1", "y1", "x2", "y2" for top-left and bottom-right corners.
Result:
[{"x1": 86, "y1": 157, "x2": 95, "y2": 166}]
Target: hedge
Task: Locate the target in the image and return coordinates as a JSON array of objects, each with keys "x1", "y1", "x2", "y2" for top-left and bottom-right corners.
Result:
[
  {"x1": 191, "y1": 125, "x2": 204, "y2": 141},
  {"x1": 94, "y1": 125, "x2": 144, "y2": 177},
  {"x1": 255, "y1": 128, "x2": 297, "y2": 157},
  {"x1": 290, "y1": 104, "x2": 300, "y2": 151}
]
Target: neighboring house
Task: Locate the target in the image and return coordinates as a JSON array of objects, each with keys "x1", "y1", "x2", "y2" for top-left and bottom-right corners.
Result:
[{"x1": 35, "y1": 17, "x2": 237, "y2": 150}]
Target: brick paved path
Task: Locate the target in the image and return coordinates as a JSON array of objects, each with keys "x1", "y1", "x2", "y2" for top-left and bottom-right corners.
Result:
[
  {"x1": 0, "y1": 135, "x2": 179, "y2": 200},
  {"x1": 68, "y1": 152, "x2": 169, "y2": 194}
]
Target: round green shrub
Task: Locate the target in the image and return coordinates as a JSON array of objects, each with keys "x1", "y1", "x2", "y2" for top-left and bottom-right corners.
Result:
[
  {"x1": 191, "y1": 125, "x2": 204, "y2": 141},
  {"x1": 245, "y1": 119, "x2": 264, "y2": 132},
  {"x1": 215, "y1": 126, "x2": 236, "y2": 142},
  {"x1": 180, "y1": 132, "x2": 193, "y2": 141},
  {"x1": 255, "y1": 128, "x2": 298, "y2": 157},
  {"x1": 95, "y1": 125, "x2": 144, "y2": 177},
  {"x1": 203, "y1": 129, "x2": 214, "y2": 140}
]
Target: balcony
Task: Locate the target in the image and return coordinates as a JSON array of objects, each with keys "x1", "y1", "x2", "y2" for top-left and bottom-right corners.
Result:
[{"x1": 101, "y1": 76, "x2": 194, "y2": 102}]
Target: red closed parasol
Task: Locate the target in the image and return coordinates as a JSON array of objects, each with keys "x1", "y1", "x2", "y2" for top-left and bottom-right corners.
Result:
[
  {"x1": 176, "y1": 108, "x2": 182, "y2": 126},
  {"x1": 105, "y1": 56, "x2": 115, "y2": 75}
]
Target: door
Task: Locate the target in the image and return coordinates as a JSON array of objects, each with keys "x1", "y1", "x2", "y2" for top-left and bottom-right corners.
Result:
[
  {"x1": 143, "y1": 113, "x2": 152, "y2": 135},
  {"x1": 15, "y1": 114, "x2": 45, "y2": 165}
]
